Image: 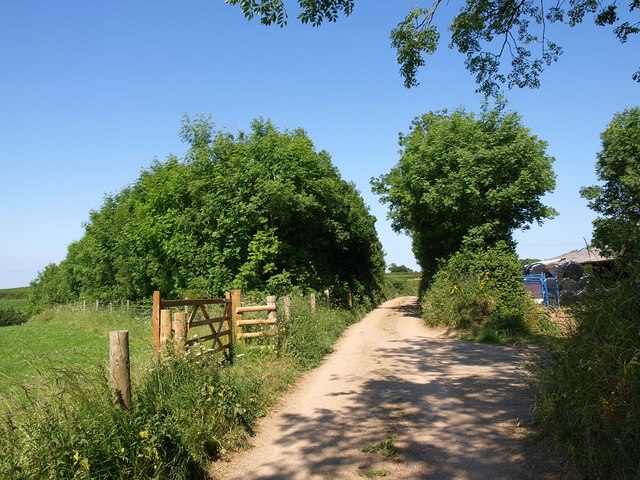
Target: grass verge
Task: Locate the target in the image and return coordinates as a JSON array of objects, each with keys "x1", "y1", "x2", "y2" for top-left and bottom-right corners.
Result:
[{"x1": 0, "y1": 294, "x2": 368, "y2": 479}]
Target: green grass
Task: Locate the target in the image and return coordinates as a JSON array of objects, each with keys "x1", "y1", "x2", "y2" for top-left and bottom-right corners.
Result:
[
  {"x1": 0, "y1": 294, "x2": 369, "y2": 479},
  {"x1": 383, "y1": 272, "x2": 420, "y2": 298},
  {"x1": 0, "y1": 286, "x2": 30, "y2": 299},
  {"x1": 0, "y1": 309, "x2": 153, "y2": 396},
  {"x1": 0, "y1": 287, "x2": 30, "y2": 311},
  {"x1": 362, "y1": 436, "x2": 400, "y2": 458}
]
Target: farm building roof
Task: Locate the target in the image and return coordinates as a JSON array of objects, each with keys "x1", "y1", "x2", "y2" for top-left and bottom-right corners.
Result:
[{"x1": 540, "y1": 247, "x2": 613, "y2": 266}]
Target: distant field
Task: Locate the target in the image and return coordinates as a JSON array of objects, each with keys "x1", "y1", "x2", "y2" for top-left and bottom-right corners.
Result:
[
  {"x1": 384, "y1": 271, "x2": 421, "y2": 297},
  {"x1": 0, "y1": 287, "x2": 30, "y2": 310},
  {"x1": 0, "y1": 309, "x2": 153, "y2": 397},
  {"x1": 0, "y1": 286, "x2": 29, "y2": 299}
]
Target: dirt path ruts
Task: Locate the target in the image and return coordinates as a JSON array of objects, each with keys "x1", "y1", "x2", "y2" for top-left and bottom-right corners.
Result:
[{"x1": 211, "y1": 296, "x2": 561, "y2": 480}]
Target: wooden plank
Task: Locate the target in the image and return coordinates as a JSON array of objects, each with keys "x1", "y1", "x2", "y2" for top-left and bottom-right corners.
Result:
[
  {"x1": 237, "y1": 319, "x2": 277, "y2": 326},
  {"x1": 236, "y1": 305, "x2": 276, "y2": 314},
  {"x1": 186, "y1": 331, "x2": 231, "y2": 344},
  {"x1": 239, "y1": 331, "x2": 277, "y2": 339},
  {"x1": 190, "y1": 316, "x2": 226, "y2": 328},
  {"x1": 160, "y1": 298, "x2": 228, "y2": 308}
]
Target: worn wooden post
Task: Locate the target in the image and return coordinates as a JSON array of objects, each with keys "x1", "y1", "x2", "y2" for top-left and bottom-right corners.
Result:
[
  {"x1": 310, "y1": 293, "x2": 316, "y2": 312},
  {"x1": 109, "y1": 302, "x2": 113, "y2": 314},
  {"x1": 225, "y1": 292, "x2": 234, "y2": 361},
  {"x1": 283, "y1": 295, "x2": 291, "y2": 322},
  {"x1": 324, "y1": 289, "x2": 330, "y2": 307},
  {"x1": 127, "y1": 300, "x2": 130, "y2": 312},
  {"x1": 83, "y1": 300, "x2": 86, "y2": 315},
  {"x1": 267, "y1": 295, "x2": 277, "y2": 321},
  {"x1": 152, "y1": 291, "x2": 161, "y2": 352},
  {"x1": 109, "y1": 330, "x2": 132, "y2": 410},
  {"x1": 160, "y1": 309, "x2": 172, "y2": 351},
  {"x1": 231, "y1": 289, "x2": 242, "y2": 341},
  {"x1": 95, "y1": 299, "x2": 99, "y2": 312},
  {"x1": 348, "y1": 290, "x2": 353, "y2": 309},
  {"x1": 172, "y1": 312, "x2": 187, "y2": 354}
]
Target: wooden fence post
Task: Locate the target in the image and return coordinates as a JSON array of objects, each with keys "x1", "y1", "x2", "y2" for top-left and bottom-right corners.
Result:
[
  {"x1": 83, "y1": 300, "x2": 86, "y2": 315},
  {"x1": 95, "y1": 299, "x2": 99, "y2": 312},
  {"x1": 160, "y1": 308, "x2": 172, "y2": 352},
  {"x1": 109, "y1": 330, "x2": 132, "y2": 410},
  {"x1": 231, "y1": 289, "x2": 242, "y2": 341},
  {"x1": 172, "y1": 312, "x2": 187, "y2": 354},
  {"x1": 267, "y1": 295, "x2": 277, "y2": 321},
  {"x1": 225, "y1": 292, "x2": 234, "y2": 361},
  {"x1": 283, "y1": 295, "x2": 291, "y2": 322},
  {"x1": 348, "y1": 290, "x2": 353, "y2": 310},
  {"x1": 310, "y1": 293, "x2": 316, "y2": 311},
  {"x1": 152, "y1": 291, "x2": 161, "y2": 352}
]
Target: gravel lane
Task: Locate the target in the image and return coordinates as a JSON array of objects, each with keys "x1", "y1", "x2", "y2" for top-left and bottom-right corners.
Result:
[{"x1": 211, "y1": 296, "x2": 563, "y2": 480}]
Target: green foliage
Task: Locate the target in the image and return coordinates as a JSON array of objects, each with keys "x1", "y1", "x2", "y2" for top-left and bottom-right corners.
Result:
[
  {"x1": 422, "y1": 243, "x2": 534, "y2": 341},
  {"x1": 387, "y1": 263, "x2": 413, "y2": 273},
  {"x1": 580, "y1": 107, "x2": 640, "y2": 259},
  {"x1": 361, "y1": 435, "x2": 400, "y2": 458},
  {"x1": 30, "y1": 116, "x2": 385, "y2": 306},
  {"x1": 228, "y1": 0, "x2": 640, "y2": 94},
  {"x1": 533, "y1": 262, "x2": 640, "y2": 479},
  {"x1": 533, "y1": 107, "x2": 640, "y2": 478},
  {"x1": 280, "y1": 294, "x2": 364, "y2": 369},
  {"x1": 372, "y1": 104, "x2": 557, "y2": 284},
  {"x1": 0, "y1": 307, "x2": 28, "y2": 327}
]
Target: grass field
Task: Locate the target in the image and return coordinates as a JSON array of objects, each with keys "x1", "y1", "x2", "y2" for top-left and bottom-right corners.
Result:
[
  {"x1": 0, "y1": 309, "x2": 153, "y2": 397},
  {"x1": 384, "y1": 271, "x2": 421, "y2": 297},
  {"x1": 0, "y1": 286, "x2": 30, "y2": 310}
]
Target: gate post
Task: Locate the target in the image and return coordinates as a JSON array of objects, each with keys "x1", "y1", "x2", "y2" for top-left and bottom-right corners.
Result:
[
  {"x1": 231, "y1": 289, "x2": 242, "y2": 341},
  {"x1": 152, "y1": 291, "x2": 161, "y2": 352}
]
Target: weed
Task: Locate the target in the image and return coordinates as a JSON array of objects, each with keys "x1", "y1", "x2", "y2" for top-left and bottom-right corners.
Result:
[
  {"x1": 359, "y1": 467, "x2": 388, "y2": 477},
  {"x1": 362, "y1": 436, "x2": 400, "y2": 458}
]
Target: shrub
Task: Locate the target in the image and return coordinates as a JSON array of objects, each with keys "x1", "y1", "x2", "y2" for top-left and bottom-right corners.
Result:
[
  {"x1": 422, "y1": 242, "x2": 532, "y2": 341},
  {"x1": 533, "y1": 258, "x2": 640, "y2": 479},
  {"x1": 0, "y1": 307, "x2": 28, "y2": 327}
]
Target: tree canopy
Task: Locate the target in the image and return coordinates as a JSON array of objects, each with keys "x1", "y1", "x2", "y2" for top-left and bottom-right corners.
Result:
[
  {"x1": 371, "y1": 104, "x2": 557, "y2": 283},
  {"x1": 30, "y1": 116, "x2": 385, "y2": 304},
  {"x1": 581, "y1": 106, "x2": 640, "y2": 258},
  {"x1": 227, "y1": 0, "x2": 639, "y2": 95}
]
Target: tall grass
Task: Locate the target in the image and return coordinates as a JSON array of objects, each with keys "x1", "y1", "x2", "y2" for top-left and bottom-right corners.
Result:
[
  {"x1": 0, "y1": 294, "x2": 368, "y2": 479},
  {"x1": 533, "y1": 268, "x2": 640, "y2": 479}
]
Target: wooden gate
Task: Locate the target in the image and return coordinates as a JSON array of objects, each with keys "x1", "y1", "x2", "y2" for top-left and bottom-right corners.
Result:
[{"x1": 152, "y1": 291, "x2": 233, "y2": 361}]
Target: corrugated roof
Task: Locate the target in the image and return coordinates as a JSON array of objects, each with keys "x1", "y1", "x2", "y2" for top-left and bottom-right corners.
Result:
[{"x1": 541, "y1": 247, "x2": 613, "y2": 265}]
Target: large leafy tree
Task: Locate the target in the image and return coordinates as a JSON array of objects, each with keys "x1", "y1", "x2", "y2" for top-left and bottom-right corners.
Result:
[
  {"x1": 227, "y1": 0, "x2": 639, "y2": 95},
  {"x1": 30, "y1": 116, "x2": 385, "y2": 303},
  {"x1": 371, "y1": 104, "x2": 557, "y2": 283},
  {"x1": 580, "y1": 107, "x2": 640, "y2": 258}
]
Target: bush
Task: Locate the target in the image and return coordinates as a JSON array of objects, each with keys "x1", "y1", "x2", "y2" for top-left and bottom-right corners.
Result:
[
  {"x1": 422, "y1": 242, "x2": 532, "y2": 341},
  {"x1": 0, "y1": 307, "x2": 28, "y2": 327},
  {"x1": 533, "y1": 259, "x2": 640, "y2": 479}
]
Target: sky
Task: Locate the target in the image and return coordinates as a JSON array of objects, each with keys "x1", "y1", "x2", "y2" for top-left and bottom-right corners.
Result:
[{"x1": 0, "y1": 0, "x2": 638, "y2": 289}]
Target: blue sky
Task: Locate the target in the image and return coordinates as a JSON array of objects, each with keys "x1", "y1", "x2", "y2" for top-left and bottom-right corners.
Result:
[{"x1": 0, "y1": 1, "x2": 638, "y2": 289}]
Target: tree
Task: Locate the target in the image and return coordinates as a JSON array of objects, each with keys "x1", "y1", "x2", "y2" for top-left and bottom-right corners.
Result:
[
  {"x1": 371, "y1": 103, "x2": 557, "y2": 283},
  {"x1": 30, "y1": 116, "x2": 385, "y2": 304},
  {"x1": 227, "y1": 0, "x2": 639, "y2": 95},
  {"x1": 388, "y1": 263, "x2": 413, "y2": 273},
  {"x1": 581, "y1": 107, "x2": 640, "y2": 259}
]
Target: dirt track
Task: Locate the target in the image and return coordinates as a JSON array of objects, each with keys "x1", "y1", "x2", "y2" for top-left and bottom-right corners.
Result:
[{"x1": 211, "y1": 296, "x2": 563, "y2": 480}]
